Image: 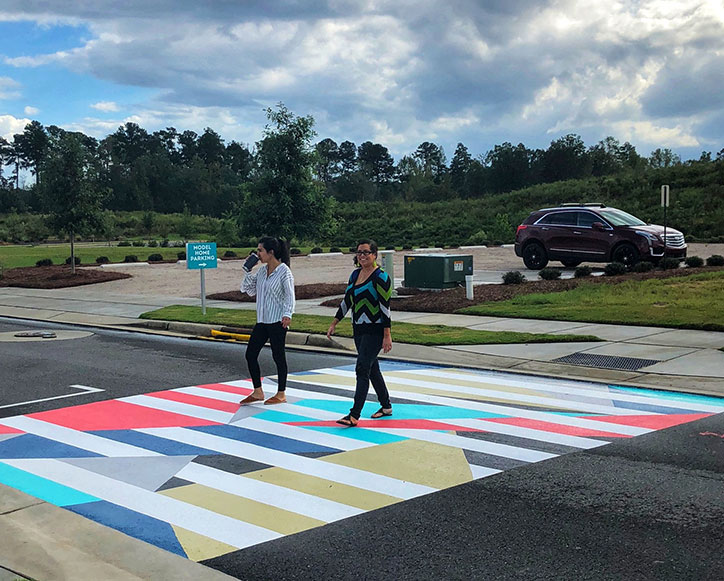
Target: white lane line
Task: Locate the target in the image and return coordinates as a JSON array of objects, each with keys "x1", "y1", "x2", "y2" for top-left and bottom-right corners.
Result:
[
  {"x1": 234, "y1": 417, "x2": 374, "y2": 451},
  {"x1": 119, "y1": 394, "x2": 233, "y2": 424},
  {"x1": 137, "y1": 427, "x2": 436, "y2": 500},
  {"x1": 315, "y1": 368, "x2": 656, "y2": 416},
  {"x1": 287, "y1": 376, "x2": 650, "y2": 436},
  {"x1": 444, "y1": 418, "x2": 608, "y2": 450},
  {"x1": 403, "y1": 369, "x2": 724, "y2": 414},
  {"x1": 177, "y1": 462, "x2": 363, "y2": 522},
  {"x1": 0, "y1": 416, "x2": 161, "y2": 457},
  {"x1": 2, "y1": 459, "x2": 279, "y2": 549},
  {"x1": 0, "y1": 385, "x2": 104, "y2": 410}
]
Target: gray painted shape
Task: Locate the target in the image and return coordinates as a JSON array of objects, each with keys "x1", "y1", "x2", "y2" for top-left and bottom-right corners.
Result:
[
  {"x1": 60, "y1": 455, "x2": 197, "y2": 491},
  {"x1": 0, "y1": 434, "x2": 21, "y2": 442}
]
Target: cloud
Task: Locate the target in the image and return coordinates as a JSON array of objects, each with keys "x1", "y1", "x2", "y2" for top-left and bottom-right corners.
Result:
[
  {"x1": 0, "y1": 114, "x2": 31, "y2": 140},
  {"x1": 24, "y1": 106, "x2": 39, "y2": 115},
  {"x1": 91, "y1": 101, "x2": 119, "y2": 112},
  {"x1": 0, "y1": 76, "x2": 21, "y2": 99}
]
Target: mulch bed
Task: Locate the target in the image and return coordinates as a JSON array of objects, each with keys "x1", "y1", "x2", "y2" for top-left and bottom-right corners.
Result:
[
  {"x1": 208, "y1": 283, "x2": 347, "y2": 302},
  {"x1": 0, "y1": 265, "x2": 131, "y2": 289},
  {"x1": 320, "y1": 266, "x2": 724, "y2": 313}
]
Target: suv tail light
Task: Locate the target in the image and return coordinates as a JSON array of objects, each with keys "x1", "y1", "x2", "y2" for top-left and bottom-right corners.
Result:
[{"x1": 516, "y1": 225, "x2": 527, "y2": 238}]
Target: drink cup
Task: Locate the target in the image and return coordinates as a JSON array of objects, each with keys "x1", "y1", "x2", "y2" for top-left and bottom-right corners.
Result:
[{"x1": 242, "y1": 253, "x2": 260, "y2": 272}]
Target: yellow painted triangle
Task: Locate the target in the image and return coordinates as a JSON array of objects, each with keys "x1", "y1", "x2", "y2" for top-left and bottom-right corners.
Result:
[{"x1": 171, "y1": 525, "x2": 237, "y2": 562}]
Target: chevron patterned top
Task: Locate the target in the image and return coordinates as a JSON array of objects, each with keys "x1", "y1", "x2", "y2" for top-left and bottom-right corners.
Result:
[{"x1": 334, "y1": 267, "x2": 392, "y2": 330}]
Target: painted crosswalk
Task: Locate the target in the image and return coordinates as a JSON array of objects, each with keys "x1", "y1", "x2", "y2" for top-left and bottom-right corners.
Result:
[{"x1": 0, "y1": 361, "x2": 722, "y2": 562}]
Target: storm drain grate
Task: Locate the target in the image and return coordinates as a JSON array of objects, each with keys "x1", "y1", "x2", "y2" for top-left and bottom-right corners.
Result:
[{"x1": 552, "y1": 352, "x2": 660, "y2": 371}]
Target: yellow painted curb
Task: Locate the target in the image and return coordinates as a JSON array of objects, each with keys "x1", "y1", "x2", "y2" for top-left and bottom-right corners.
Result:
[{"x1": 210, "y1": 329, "x2": 251, "y2": 341}]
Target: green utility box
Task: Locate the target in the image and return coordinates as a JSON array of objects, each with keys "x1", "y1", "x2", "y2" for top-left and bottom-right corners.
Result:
[{"x1": 403, "y1": 254, "x2": 474, "y2": 289}]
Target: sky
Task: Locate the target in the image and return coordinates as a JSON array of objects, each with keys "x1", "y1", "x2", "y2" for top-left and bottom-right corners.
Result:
[{"x1": 1, "y1": 0, "x2": 723, "y2": 163}]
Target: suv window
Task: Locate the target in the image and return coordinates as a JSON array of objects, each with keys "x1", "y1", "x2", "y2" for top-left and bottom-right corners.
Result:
[
  {"x1": 598, "y1": 208, "x2": 646, "y2": 226},
  {"x1": 577, "y1": 211, "x2": 601, "y2": 228},
  {"x1": 538, "y1": 211, "x2": 577, "y2": 226}
]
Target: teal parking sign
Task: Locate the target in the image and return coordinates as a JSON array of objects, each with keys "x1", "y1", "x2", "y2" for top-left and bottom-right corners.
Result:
[{"x1": 186, "y1": 242, "x2": 217, "y2": 270}]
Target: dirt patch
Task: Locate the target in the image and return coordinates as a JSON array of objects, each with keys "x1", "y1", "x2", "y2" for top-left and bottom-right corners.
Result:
[
  {"x1": 209, "y1": 283, "x2": 347, "y2": 302},
  {"x1": 0, "y1": 265, "x2": 131, "y2": 289},
  {"x1": 320, "y1": 266, "x2": 724, "y2": 313}
]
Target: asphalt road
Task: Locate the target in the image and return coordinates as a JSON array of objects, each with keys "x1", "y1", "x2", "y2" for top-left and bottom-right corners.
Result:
[{"x1": 1, "y1": 317, "x2": 722, "y2": 580}]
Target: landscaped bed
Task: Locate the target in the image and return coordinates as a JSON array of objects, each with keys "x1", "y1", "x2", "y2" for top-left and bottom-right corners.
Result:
[{"x1": 0, "y1": 265, "x2": 131, "y2": 289}]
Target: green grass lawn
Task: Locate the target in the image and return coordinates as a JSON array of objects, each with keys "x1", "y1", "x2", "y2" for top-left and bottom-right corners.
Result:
[
  {"x1": 140, "y1": 305, "x2": 601, "y2": 346},
  {"x1": 459, "y1": 271, "x2": 724, "y2": 331}
]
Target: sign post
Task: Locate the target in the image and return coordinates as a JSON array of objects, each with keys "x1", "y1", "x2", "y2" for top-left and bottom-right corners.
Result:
[
  {"x1": 186, "y1": 242, "x2": 217, "y2": 315},
  {"x1": 661, "y1": 185, "x2": 670, "y2": 260}
]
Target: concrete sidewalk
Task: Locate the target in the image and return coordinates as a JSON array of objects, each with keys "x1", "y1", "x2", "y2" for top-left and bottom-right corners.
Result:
[{"x1": 1, "y1": 285, "x2": 723, "y2": 580}]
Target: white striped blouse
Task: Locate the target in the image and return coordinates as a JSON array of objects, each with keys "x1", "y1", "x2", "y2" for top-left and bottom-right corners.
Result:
[{"x1": 240, "y1": 262, "x2": 295, "y2": 323}]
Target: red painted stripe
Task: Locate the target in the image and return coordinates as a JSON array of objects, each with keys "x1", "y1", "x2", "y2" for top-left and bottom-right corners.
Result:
[
  {"x1": 27, "y1": 400, "x2": 220, "y2": 431},
  {"x1": 483, "y1": 417, "x2": 630, "y2": 438},
  {"x1": 0, "y1": 424, "x2": 24, "y2": 434},
  {"x1": 147, "y1": 390, "x2": 240, "y2": 412},
  {"x1": 196, "y1": 382, "x2": 254, "y2": 396},
  {"x1": 582, "y1": 413, "x2": 712, "y2": 430},
  {"x1": 287, "y1": 419, "x2": 485, "y2": 431}
]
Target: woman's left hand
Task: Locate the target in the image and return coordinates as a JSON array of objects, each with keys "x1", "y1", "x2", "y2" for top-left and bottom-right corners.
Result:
[
  {"x1": 281, "y1": 317, "x2": 291, "y2": 329},
  {"x1": 382, "y1": 335, "x2": 392, "y2": 353}
]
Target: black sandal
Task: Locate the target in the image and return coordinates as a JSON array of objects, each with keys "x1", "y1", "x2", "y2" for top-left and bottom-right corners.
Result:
[
  {"x1": 371, "y1": 407, "x2": 392, "y2": 419},
  {"x1": 336, "y1": 414, "x2": 358, "y2": 427}
]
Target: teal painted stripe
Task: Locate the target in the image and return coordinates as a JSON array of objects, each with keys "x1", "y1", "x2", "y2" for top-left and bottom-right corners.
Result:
[
  {"x1": 295, "y1": 400, "x2": 506, "y2": 419},
  {"x1": 0, "y1": 462, "x2": 99, "y2": 507},
  {"x1": 255, "y1": 410, "x2": 325, "y2": 423},
  {"x1": 610, "y1": 385, "x2": 724, "y2": 406},
  {"x1": 305, "y1": 426, "x2": 407, "y2": 445}
]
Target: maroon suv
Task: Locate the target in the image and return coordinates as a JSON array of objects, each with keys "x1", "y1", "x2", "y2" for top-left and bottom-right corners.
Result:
[{"x1": 514, "y1": 203, "x2": 687, "y2": 269}]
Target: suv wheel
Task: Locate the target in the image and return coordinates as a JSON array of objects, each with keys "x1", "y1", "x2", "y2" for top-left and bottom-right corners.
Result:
[
  {"x1": 561, "y1": 260, "x2": 581, "y2": 268},
  {"x1": 522, "y1": 242, "x2": 548, "y2": 270},
  {"x1": 611, "y1": 243, "x2": 639, "y2": 267}
]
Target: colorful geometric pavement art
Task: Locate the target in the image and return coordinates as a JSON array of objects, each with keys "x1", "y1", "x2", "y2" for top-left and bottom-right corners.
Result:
[{"x1": 1, "y1": 361, "x2": 723, "y2": 562}]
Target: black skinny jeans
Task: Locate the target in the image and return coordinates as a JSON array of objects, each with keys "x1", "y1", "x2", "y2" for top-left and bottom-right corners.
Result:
[
  {"x1": 245, "y1": 322, "x2": 288, "y2": 391},
  {"x1": 350, "y1": 331, "x2": 391, "y2": 419}
]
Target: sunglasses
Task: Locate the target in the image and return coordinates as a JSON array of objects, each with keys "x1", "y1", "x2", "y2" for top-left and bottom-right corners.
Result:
[{"x1": 355, "y1": 250, "x2": 374, "y2": 256}]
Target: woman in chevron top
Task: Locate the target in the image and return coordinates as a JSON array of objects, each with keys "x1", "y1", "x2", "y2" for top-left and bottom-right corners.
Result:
[
  {"x1": 327, "y1": 239, "x2": 393, "y2": 426},
  {"x1": 239, "y1": 236, "x2": 295, "y2": 406}
]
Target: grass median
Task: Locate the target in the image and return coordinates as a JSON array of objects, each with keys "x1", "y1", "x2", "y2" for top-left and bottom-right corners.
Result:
[
  {"x1": 140, "y1": 305, "x2": 601, "y2": 346},
  {"x1": 459, "y1": 270, "x2": 724, "y2": 331}
]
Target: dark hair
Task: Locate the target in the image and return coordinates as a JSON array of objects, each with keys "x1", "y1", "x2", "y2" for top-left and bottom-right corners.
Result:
[
  {"x1": 259, "y1": 236, "x2": 290, "y2": 265},
  {"x1": 357, "y1": 239, "x2": 378, "y2": 254}
]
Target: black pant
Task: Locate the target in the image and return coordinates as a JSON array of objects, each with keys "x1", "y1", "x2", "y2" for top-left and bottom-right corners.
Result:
[
  {"x1": 350, "y1": 332, "x2": 391, "y2": 419},
  {"x1": 245, "y1": 322, "x2": 288, "y2": 391}
]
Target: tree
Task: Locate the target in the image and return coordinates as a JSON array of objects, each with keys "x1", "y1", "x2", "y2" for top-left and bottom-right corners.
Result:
[
  {"x1": 649, "y1": 148, "x2": 681, "y2": 169},
  {"x1": 357, "y1": 141, "x2": 395, "y2": 186},
  {"x1": 16, "y1": 121, "x2": 49, "y2": 185},
  {"x1": 338, "y1": 140, "x2": 358, "y2": 174},
  {"x1": 40, "y1": 133, "x2": 106, "y2": 273},
  {"x1": 197, "y1": 127, "x2": 225, "y2": 166},
  {"x1": 449, "y1": 142, "x2": 472, "y2": 196},
  {"x1": 238, "y1": 103, "x2": 336, "y2": 241},
  {"x1": 485, "y1": 142, "x2": 532, "y2": 193},
  {"x1": 413, "y1": 142, "x2": 447, "y2": 183},
  {"x1": 314, "y1": 138, "x2": 340, "y2": 183},
  {"x1": 542, "y1": 134, "x2": 590, "y2": 182}
]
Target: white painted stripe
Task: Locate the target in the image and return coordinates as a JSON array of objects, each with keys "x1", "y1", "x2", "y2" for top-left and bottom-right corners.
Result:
[
  {"x1": 0, "y1": 416, "x2": 161, "y2": 457},
  {"x1": 444, "y1": 418, "x2": 608, "y2": 450},
  {"x1": 137, "y1": 427, "x2": 436, "y2": 499},
  {"x1": 371, "y1": 428, "x2": 556, "y2": 463},
  {"x1": 221, "y1": 378, "x2": 347, "y2": 402},
  {"x1": 287, "y1": 376, "x2": 650, "y2": 436},
  {"x1": 234, "y1": 417, "x2": 373, "y2": 451},
  {"x1": 177, "y1": 462, "x2": 363, "y2": 522},
  {"x1": 3, "y1": 459, "x2": 279, "y2": 549},
  {"x1": 119, "y1": 394, "x2": 233, "y2": 424},
  {"x1": 0, "y1": 384, "x2": 104, "y2": 410},
  {"x1": 470, "y1": 465, "x2": 502, "y2": 479},
  {"x1": 175, "y1": 386, "x2": 243, "y2": 403},
  {"x1": 316, "y1": 368, "x2": 655, "y2": 416},
  {"x1": 406, "y1": 369, "x2": 724, "y2": 414}
]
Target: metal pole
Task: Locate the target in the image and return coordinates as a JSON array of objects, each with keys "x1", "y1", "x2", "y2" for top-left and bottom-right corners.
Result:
[{"x1": 200, "y1": 268, "x2": 206, "y2": 315}]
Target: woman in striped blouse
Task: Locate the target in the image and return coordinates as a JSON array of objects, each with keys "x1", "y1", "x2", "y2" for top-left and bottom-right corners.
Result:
[
  {"x1": 239, "y1": 237, "x2": 295, "y2": 406},
  {"x1": 327, "y1": 239, "x2": 393, "y2": 426}
]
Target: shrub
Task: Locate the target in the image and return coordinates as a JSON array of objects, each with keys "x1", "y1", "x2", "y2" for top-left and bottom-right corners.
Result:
[
  {"x1": 290, "y1": 247, "x2": 302, "y2": 255},
  {"x1": 132, "y1": 240, "x2": 145, "y2": 247},
  {"x1": 223, "y1": 250, "x2": 237, "y2": 258},
  {"x1": 631, "y1": 261, "x2": 654, "y2": 273},
  {"x1": 310, "y1": 246, "x2": 323, "y2": 254},
  {"x1": 707, "y1": 254, "x2": 724, "y2": 266},
  {"x1": 65, "y1": 256, "x2": 81, "y2": 265},
  {"x1": 96, "y1": 256, "x2": 110, "y2": 264},
  {"x1": 329, "y1": 247, "x2": 342, "y2": 253},
  {"x1": 386, "y1": 245, "x2": 396, "y2": 250},
  {"x1": 148, "y1": 253, "x2": 164, "y2": 262},
  {"x1": 659, "y1": 257, "x2": 680, "y2": 270},
  {"x1": 177, "y1": 251, "x2": 186, "y2": 260},
  {"x1": 148, "y1": 240, "x2": 158, "y2": 247},
  {"x1": 604, "y1": 262, "x2": 627, "y2": 276},
  {"x1": 118, "y1": 241, "x2": 132, "y2": 247},
  {"x1": 538, "y1": 267, "x2": 561, "y2": 280},
  {"x1": 160, "y1": 239, "x2": 170, "y2": 248},
  {"x1": 36, "y1": 258, "x2": 53, "y2": 267},
  {"x1": 348, "y1": 247, "x2": 356, "y2": 253},
  {"x1": 502, "y1": 271, "x2": 526, "y2": 285},
  {"x1": 123, "y1": 255, "x2": 138, "y2": 263},
  {"x1": 402, "y1": 245, "x2": 413, "y2": 250},
  {"x1": 574, "y1": 265, "x2": 592, "y2": 278},
  {"x1": 684, "y1": 256, "x2": 704, "y2": 268}
]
